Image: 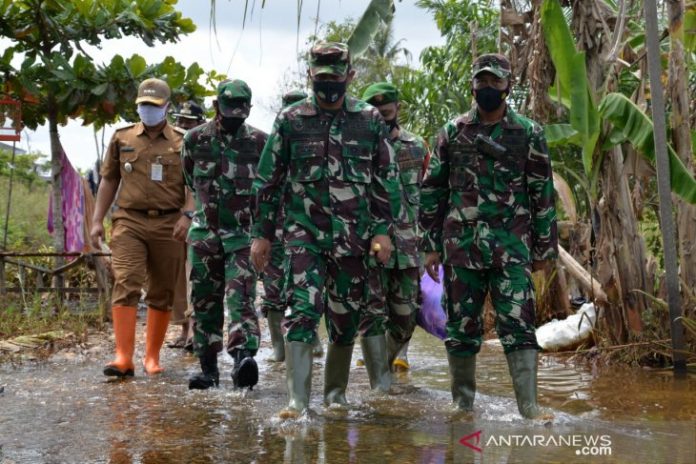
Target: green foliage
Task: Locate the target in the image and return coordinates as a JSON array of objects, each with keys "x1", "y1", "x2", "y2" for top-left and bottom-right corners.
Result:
[
  {"x1": 0, "y1": 176, "x2": 52, "y2": 248},
  {"x1": 639, "y1": 207, "x2": 663, "y2": 271},
  {"x1": 541, "y1": 0, "x2": 600, "y2": 177},
  {"x1": 0, "y1": 295, "x2": 102, "y2": 342},
  {"x1": 0, "y1": 0, "x2": 222, "y2": 130},
  {"x1": 0, "y1": 149, "x2": 47, "y2": 185},
  {"x1": 541, "y1": 0, "x2": 696, "y2": 206},
  {"x1": 600, "y1": 92, "x2": 696, "y2": 204},
  {"x1": 347, "y1": 0, "x2": 395, "y2": 58}
]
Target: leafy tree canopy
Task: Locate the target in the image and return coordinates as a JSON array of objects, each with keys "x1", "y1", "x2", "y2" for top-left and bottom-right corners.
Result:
[{"x1": 0, "y1": 0, "x2": 224, "y2": 129}]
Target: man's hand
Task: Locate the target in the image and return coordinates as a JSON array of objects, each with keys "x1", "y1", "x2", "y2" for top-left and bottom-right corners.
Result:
[
  {"x1": 172, "y1": 215, "x2": 191, "y2": 242},
  {"x1": 532, "y1": 259, "x2": 553, "y2": 275},
  {"x1": 424, "y1": 251, "x2": 441, "y2": 283},
  {"x1": 251, "y1": 238, "x2": 272, "y2": 272},
  {"x1": 370, "y1": 235, "x2": 393, "y2": 265},
  {"x1": 90, "y1": 221, "x2": 105, "y2": 250}
]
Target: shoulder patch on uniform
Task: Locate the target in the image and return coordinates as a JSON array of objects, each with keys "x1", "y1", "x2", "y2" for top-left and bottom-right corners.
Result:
[{"x1": 172, "y1": 126, "x2": 187, "y2": 135}]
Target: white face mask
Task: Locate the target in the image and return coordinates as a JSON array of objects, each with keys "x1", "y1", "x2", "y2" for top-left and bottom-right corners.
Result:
[{"x1": 137, "y1": 103, "x2": 168, "y2": 127}]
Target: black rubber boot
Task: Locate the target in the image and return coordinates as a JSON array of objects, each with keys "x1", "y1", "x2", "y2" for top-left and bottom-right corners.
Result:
[
  {"x1": 188, "y1": 352, "x2": 220, "y2": 390},
  {"x1": 231, "y1": 349, "x2": 258, "y2": 390}
]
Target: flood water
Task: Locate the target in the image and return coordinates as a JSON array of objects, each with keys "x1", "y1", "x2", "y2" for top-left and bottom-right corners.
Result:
[{"x1": 1, "y1": 321, "x2": 694, "y2": 464}]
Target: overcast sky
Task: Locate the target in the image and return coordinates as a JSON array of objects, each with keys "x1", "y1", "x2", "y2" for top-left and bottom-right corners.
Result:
[{"x1": 17, "y1": 0, "x2": 445, "y2": 170}]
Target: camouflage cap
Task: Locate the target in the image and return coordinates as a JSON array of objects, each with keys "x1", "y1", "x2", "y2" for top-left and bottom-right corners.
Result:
[
  {"x1": 282, "y1": 89, "x2": 308, "y2": 108},
  {"x1": 309, "y1": 41, "x2": 350, "y2": 76},
  {"x1": 217, "y1": 79, "x2": 252, "y2": 118},
  {"x1": 362, "y1": 82, "x2": 399, "y2": 105},
  {"x1": 135, "y1": 78, "x2": 170, "y2": 106},
  {"x1": 172, "y1": 100, "x2": 205, "y2": 120},
  {"x1": 472, "y1": 53, "x2": 512, "y2": 79}
]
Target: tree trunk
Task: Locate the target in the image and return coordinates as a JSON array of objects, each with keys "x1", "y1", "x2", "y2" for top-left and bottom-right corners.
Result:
[
  {"x1": 595, "y1": 146, "x2": 648, "y2": 344},
  {"x1": 523, "y1": 0, "x2": 557, "y2": 122},
  {"x1": 569, "y1": 0, "x2": 647, "y2": 344},
  {"x1": 667, "y1": 0, "x2": 696, "y2": 315},
  {"x1": 48, "y1": 92, "x2": 65, "y2": 291}
]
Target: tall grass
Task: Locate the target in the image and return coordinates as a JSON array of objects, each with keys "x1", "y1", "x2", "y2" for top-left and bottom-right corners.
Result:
[{"x1": 0, "y1": 176, "x2": 51, "y2": 249}]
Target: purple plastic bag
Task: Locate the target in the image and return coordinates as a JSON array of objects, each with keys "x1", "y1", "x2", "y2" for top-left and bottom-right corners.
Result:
[{"x1": 418, "y1": 266, "x2": 447, "y2": 340}]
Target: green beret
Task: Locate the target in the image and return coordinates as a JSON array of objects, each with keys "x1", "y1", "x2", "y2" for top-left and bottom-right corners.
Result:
[{"x1": 362, "y1": 82, "x2": 399, "y2": 106}]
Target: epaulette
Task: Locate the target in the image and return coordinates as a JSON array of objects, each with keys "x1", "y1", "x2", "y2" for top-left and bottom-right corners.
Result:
[
  {"x1": 115, "y1": 123, "x2": 137, "y2": 132},
  {"x1": 172, "y1": 126, "x2": 187, "y2": 135}
]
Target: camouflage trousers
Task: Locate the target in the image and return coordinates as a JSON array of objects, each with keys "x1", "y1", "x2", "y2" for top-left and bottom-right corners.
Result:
[
  {"x1": 284, "y1": 246, "x2": 377, "y2": 346},
  {"x1": 260, "y1": 241, "x2": 285, "y2": 316},
  {"x1": 189, "y1": 243, "x2": 260, "y2": 357},
  {"x1": 365, "y1": 266, "x2": 421, "y2": 341},
  {"x1": 443, "y1": 264, "x2": 539, "y2": 356}
]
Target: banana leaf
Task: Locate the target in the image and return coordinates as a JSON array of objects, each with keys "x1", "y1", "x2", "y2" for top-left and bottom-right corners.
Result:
[
  {"x1": 545, "y1": 123, "x2": 581, "y2": 147},
  {"x1": 685, "y1": 6, "x2": 696, "y2": 52},
  {"x1": 599, "y1": 92, "x2": 696, "y2": 204},
  {"x1": 541, "y1": 0, "x2": 600, "y2": 175},
  {"x1": 347, "y1": 0, "x2": 395, "y2": 58},
  {"x1": 553, "y1": 172, "x2": 578, "y2": 223}
]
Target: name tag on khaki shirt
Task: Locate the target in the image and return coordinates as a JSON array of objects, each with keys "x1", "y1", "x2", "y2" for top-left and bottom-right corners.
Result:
[{"x1": 151, "y1": 162, "x2": 163, "y2": 182}]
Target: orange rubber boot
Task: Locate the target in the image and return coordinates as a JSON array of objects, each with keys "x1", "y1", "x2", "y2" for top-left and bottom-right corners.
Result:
[
  {"x1": 143, "y1": 307, "x2": 171, "y2": 375},
  {"x1": 103, "y1": 305, "x2": 137, "y2": 378}
]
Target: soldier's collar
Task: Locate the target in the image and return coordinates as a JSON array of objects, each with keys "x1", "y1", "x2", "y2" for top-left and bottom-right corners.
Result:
[{"x1": 460, "y1": 104, "x2": 520, "y2": 129}]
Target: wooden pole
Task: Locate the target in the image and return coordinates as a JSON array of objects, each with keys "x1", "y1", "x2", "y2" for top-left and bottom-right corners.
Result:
[{"x1": 643, "y1": 0, "x2": 687, "y2": 374}]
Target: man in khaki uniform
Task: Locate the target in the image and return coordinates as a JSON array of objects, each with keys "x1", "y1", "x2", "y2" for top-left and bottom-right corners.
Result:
[{"x1": 90, "y1": 78, "x2": 194, "y2": 377}]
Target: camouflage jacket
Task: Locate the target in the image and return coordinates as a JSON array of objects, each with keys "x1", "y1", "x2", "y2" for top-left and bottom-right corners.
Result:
[
  {"x1": 182, "y1": 120, "x2": 268, "y2": 252},
  {"x1": 383, "y1": 127, "x2": 429, "y2": 269},
  {"x1": 251, "y1": 95, "x2": 401, "y2": 257},
  {"x1": 420, "y1": 106, "x2": 558, "y2": 269}
]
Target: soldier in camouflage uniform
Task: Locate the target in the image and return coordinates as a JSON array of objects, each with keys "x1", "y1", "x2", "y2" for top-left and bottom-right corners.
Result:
[
  {"x1": 250, "y1": 42, "x2": 401, "y2": 419},
  {"x1": 261, "y1": 89, "x2": 323, "y2": 363},
  {"x1": 420, "y1": 54, "x2": 558, "y2": 419},
  {"x1": 169, "y1": 100, "x2": 206, "y2": 351},
  {"x1": 182, "y1": 80, "x2": 268, "y2": 390},
  {"x1": 361, "y1": 82, "x2": 429, "y2": 377}
]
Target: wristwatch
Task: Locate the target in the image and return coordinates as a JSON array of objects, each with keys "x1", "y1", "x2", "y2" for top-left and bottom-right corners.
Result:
[{"x1": 182, "y1": 210, "x2": 194, "y2": 220}]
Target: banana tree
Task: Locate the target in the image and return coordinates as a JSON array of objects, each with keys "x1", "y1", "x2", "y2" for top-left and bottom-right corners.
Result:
[{"x1": 540, "y1": 0, "x2": 696, "y2": 346}]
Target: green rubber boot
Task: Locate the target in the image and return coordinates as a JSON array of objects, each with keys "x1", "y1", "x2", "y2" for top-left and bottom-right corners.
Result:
[
  {"x1": 279, "y1": 341, "x2": 313, "y2": 420},
  {"x1": 506, "y1": 349, "x2": 544, "y2": 419},
  {"x1": 360, "y1": 335, "x2": 392, "y2": 393},
  {"x1": 447, "y1": 352, "x2": 476, "y2": 411},
  {"x1": 267, "y1": 311, "x2": 285, "y2": 362},
  {"x1": 323, "y1": 343, "x2": 353, "y2": 406}
]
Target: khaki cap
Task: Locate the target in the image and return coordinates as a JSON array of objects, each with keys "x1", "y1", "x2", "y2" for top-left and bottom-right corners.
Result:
[{"x1": 135, "y1": 78, "x2": 171, "y2": 106}]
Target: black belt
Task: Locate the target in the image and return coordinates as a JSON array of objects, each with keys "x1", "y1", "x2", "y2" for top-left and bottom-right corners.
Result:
[{"x1": 124, "y1": 208, "x2": 180, "y2": 217}]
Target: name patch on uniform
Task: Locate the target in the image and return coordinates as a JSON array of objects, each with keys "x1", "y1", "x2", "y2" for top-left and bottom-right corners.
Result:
[{"x1": 120, "y1": 146, "x2": 135, "y2": 152}]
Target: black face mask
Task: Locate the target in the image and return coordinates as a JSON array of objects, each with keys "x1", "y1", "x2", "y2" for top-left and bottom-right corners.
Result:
[
  {"x1": 219, "y1": 116, "x2": 244, "y2": 134},
  {"x1": 385, "y1": 118, "x2": 399, "y2": 132},
  {"x1": 312, "y1": 79, "x2": 347, "y2": 104},
  {"x1": 474, "y1": 86, "x2": 507, "y2": 112}
]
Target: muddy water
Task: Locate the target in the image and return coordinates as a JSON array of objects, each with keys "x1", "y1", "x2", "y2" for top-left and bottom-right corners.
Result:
[{"x1": 0, "y1": 323, "x2": 694, "y2": 464}]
